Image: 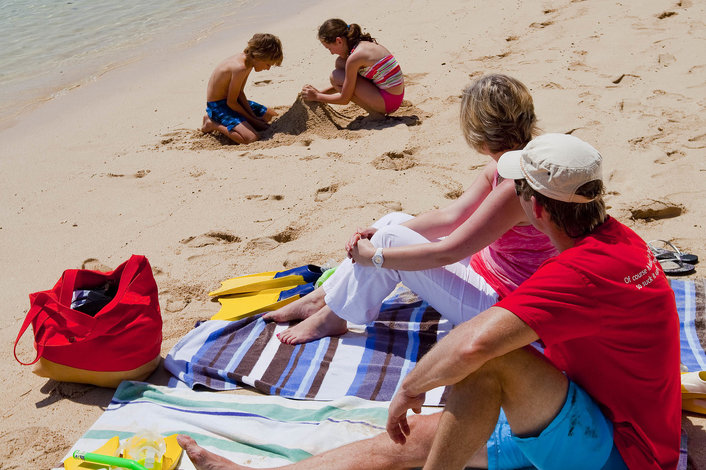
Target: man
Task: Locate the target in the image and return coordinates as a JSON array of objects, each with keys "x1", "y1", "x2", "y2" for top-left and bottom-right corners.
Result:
[{"x1": 178, "y1": 134, "x2": 681, "y2": 469}]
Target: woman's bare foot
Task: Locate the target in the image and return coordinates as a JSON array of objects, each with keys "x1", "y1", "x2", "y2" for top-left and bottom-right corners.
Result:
[
  {"x1": 277, "y1": 307, "x2": 348, "y2": 345},
  {"x1": 177, "y1": 434, "x2": 248, "y2": 470},
  {"x1": 263, "y1": 287, "x2": 326, "y2": 322},
  {"x1": 201, "y1": 114, "x2": 217, "y2": 133}
]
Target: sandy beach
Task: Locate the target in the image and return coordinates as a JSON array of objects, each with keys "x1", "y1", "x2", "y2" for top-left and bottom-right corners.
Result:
[{"x1": 2, "y1": 0, "x2": 705, "y2": 467}]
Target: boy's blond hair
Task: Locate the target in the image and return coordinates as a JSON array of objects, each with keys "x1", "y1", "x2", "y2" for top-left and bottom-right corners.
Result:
[
  {"x1": 460, "y1": 74, "x2": 537, "y2": 153},
  {"x1": 244, "y1": 33, "x2": 283, "y2": 66}
]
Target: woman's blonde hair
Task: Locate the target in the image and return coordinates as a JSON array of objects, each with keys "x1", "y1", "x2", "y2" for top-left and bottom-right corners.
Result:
[{"x1": 460, "y1": 74, "x2": 537, "y2": 153}]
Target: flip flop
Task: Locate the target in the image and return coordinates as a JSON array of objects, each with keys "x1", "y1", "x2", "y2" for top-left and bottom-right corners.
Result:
[
  {"x1": 659, "y1": 255, "x2": 695, "y2": 276},
  {"x1": 649, "y1": 240, "x2": 699, "y2": 264},
  {"x1": 682, "y1": 370, "x2": 706, "y2": 400},
  {"x1": 682, "y1": 397, "x2": 706, "y2": 415}
]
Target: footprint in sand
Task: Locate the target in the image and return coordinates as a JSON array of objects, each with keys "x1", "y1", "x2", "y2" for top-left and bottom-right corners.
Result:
[
  {"x1": 246, "y1": 226, "x2": 301, "y2": 251},
  {"x1": 611, "y1": 74, "x2": 640, "y2": 85},
  {"x1": 529, "y1": 20, "x2": 553, "y2": 29},
  {"x1": 81, "y1": 257, "x2": 113, "y2": 271},
  {"x1": 402, "y1": 72, "x2": 428, "y2": 87},
  {"x1": 655, "y1": 150, "x2": 686, "y2": 164},
  {"x1": 160, "y1": 282, "x2": 208, "y2": 312},
  {"x1": 445, "y1": 186, "x2": 465, "y2": 200},
  {"x1": 245, "y1": 194, "x2": 284, "y2": 201},
  {"x1": 372, "y1": 149, "x2": 417, "y2": 171},
  {"x1": 271, "y1": 227, "x2": 300, "y2": 243},
  {"x1": 542, "y1": 82, "x2": 564, "y2": 89},
  {"x1": 180, "y1": 231, "x2": 241, "y2": 248},
  {"x1": 630, "y1": 200, "x2": 684, "y2": 221},
  {"x1": 686, "y1": 133, "x2": 706, "y2": 149},
  {"x1": 315, "y1": 184, "x2": 340, "y2": 202}
]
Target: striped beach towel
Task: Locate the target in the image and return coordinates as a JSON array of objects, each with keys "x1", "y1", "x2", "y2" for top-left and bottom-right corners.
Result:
[
  {"x1": 165, "y1": 280, "x2": 706, "y2": 406},
  {"x1": 55, "y1": 381, "x2": 434, "y2": 469},
  {"x1": 672, "y1": 279, "x2": 706, "y2": 372},
  {"x1": 165, "y1": 288, "x2": 451, "y2": 405}
]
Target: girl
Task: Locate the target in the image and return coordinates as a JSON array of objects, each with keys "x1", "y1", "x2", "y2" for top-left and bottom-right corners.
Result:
[
  {"x1": 270, "y1": 74, "x2": 557, "y2": 344},
  {"x1": 302, "y1": 19, "x2": 405, "y2": 114}
]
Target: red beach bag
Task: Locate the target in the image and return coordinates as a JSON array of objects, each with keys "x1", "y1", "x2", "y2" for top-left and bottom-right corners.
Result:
[{"x1": 14, "y1": 255, "x2": 162, "y2": 387}]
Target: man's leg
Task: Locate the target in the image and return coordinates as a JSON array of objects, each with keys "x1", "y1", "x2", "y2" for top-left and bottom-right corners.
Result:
[
  {"x1": 179, "y1": 412, "x2": 454, "y2": 470},
  {"x1": 424, "y1": 346, "x2": 569, "y2": 470}
]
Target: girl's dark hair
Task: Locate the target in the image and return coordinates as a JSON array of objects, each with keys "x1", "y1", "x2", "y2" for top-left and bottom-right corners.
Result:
[
  {"x1": 318, "y1": 19, "x2": 375, "y2": 53},
  {"x1": 515, "y1": 179, "x2": 607, "y2": 238}
]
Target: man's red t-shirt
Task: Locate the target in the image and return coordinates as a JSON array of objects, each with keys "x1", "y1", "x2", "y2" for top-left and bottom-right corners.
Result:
[{"x1": 497, "y1": 217, "x2": 681, "y2": 470}]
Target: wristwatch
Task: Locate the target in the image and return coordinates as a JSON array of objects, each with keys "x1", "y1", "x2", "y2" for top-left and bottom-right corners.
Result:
[{"x1": 372, "y1": 247, "x2": 384, "y2": 268}]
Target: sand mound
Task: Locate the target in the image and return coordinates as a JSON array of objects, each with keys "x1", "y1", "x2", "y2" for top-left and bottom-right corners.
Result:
[
  {"x1": 264, "y1": 94, "x2": 354, "y2": 138},
  {"x1": 152, "y1": 96, "x2": 427, "y2": 151}
]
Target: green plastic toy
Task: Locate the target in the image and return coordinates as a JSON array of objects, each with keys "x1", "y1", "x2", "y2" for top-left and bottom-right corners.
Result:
[{"x1": 72, "y1": 450, "x2": 148, "y2": 470}]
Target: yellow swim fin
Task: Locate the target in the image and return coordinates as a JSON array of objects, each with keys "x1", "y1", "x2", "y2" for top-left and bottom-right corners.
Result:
[
  {"x1": 209, "y1": 265, "x2": 324, "y2": 297},
  {"x1": 211, "y1": 283, "x2": 316, "y2": 321}
]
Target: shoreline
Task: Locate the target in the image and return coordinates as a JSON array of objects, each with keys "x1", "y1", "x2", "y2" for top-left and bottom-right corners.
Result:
[
  {"x1": 2, "y1": 0, "x2": 705, "y2": 468},
  {"x1": 0, "y1": 0, "x2": 323, "y2": 131}
]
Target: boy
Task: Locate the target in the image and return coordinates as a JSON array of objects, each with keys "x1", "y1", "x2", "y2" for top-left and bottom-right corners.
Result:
[{"x1": 202, "y1": 33, "x2": 282, "y2": 144}]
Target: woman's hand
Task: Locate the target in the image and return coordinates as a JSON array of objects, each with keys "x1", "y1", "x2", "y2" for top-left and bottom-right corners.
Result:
[
  {"x1": 345, "y1": 227, "x2": 377, "y2": 254},
  {"x1": 301, "y1": 84, "x2": 320, "y2": 101},
  {"x1": 349, "y1": 238, "x2": 376, "y2": 266}
]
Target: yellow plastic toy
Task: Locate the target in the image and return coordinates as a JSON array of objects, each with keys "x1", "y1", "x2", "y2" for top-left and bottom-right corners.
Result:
[{"x1": 64, "y1": 434, "x2": 182, "y2": 470}]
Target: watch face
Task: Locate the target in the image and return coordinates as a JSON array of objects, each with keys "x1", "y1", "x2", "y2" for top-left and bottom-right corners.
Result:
[{"x1": 373, "y1": 255, "x2": 382, "y2": 264}]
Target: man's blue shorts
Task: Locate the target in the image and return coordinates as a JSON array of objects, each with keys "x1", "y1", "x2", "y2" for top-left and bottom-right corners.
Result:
[
  {"x1": 486, "y1": 381, "x2": 628, "y2": 470},
  {"x1": 206, "y1": 99, "x2": 267, "y2": 131}
]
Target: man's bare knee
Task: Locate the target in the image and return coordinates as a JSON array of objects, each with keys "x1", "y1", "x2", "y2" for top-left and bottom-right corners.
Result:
[{"x1": 391, "y1": 413, "x2": 440, "y2": 461}]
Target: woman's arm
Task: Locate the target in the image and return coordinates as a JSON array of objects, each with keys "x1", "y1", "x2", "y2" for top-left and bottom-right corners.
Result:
[
  {"x1": 402, "y1": 164, "x2": 496, "y2": 240},
  {"x1": 350, "y1": 176, "x2": 528, "y2": 270}
]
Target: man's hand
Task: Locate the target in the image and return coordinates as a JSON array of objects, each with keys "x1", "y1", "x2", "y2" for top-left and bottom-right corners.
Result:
[{"x1": 387, "y1": 389, "x2": 426, "y2": 444}]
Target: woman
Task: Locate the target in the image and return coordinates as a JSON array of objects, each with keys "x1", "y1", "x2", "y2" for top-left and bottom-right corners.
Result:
[{"x1": 268, "y1": 74, "x2": 557, "y2": 344}]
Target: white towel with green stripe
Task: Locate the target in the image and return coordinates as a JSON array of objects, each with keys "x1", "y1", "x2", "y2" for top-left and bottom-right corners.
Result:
[{"x1": 55, "y1": 381, "x2": 434, "y2": 469}]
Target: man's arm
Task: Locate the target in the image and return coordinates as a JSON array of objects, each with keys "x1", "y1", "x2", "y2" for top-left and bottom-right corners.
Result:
[{"x1": 386, "y1": 306, "x2": 538, "y2": 444}]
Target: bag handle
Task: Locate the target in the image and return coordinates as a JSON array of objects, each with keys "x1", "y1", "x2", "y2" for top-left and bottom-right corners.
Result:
[
  {"x1": 57, "y1": 268, "x2": 80, "y2": 306},
  {"x1": 112, "y1": 255, "x2": 145, "y2": 299},
  {"x1": 13, "y1": 292, "x2": 50, "y2": 365},
  {"x1": 82, "y1": 255, "x2": 150, "y2": 336}
]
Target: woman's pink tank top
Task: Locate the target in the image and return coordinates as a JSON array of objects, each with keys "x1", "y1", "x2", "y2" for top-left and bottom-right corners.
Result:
[{"x1": 470, "y1": 172, "x2": 558, "y2": 299}]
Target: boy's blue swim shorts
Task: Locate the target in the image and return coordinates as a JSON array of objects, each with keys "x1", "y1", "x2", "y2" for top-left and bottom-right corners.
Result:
[
  {"x1": 486, "y1": 380, "x2": 628, "y2": 470},
  {"x1": 206, "y1": 99, "x2": 267, "y2": 131}
]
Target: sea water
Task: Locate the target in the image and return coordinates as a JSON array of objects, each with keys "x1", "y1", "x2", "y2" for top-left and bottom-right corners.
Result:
[{"x1": 0, "y1": 0, "x2": 315, "y2": 126}]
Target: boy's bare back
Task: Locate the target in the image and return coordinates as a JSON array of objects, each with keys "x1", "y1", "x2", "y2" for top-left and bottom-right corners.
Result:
[{"x1": 205, "y1": 52, "x2": 250, "y2": 103}]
